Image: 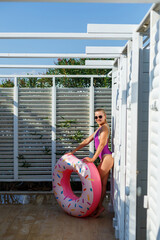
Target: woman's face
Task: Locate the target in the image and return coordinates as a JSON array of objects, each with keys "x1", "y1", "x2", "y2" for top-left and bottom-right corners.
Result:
[{"x1": 95, "y1": 111, "x2": 106, "y2": 125}]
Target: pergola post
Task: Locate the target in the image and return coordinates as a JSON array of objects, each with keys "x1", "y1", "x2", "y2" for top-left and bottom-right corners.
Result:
[
  {"x1": 13, "y1": 77, "x2": 18, "y2": 180},
  {"x1": 52, "y1": 77, "x2": 56, "y2": 175},
  {"x1": 89, "y1": 77, "x2": 94, "y2": 158}
]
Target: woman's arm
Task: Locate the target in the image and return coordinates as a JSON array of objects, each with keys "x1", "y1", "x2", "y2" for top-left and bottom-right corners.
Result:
[
  {"x1": 68, "y1": 130, "x2": 96, "y2": 155},
  {"x1": 84, "y1": 125, "x2": 109, "y2": 162}
]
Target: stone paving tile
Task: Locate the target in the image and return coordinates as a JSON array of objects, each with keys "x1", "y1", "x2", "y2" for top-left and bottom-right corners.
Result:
[{"x1": 0, "y1": 198, "x2": 115, "y2": 240}]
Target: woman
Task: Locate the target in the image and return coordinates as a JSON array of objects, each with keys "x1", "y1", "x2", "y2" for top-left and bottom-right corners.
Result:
[{"x1": 68, "y1": 109, "x2": 114, "y2": 218}]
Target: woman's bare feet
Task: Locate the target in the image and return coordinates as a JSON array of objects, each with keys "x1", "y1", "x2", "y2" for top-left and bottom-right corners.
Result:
[
  {"x1": 93, "y1": 206, "x2": 105, "y2": 218},
  {"x1": 90, "y1": 208, "x2": 98, "y2": 217}
]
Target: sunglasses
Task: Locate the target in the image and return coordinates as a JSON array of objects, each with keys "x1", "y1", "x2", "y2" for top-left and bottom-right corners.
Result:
[{"x1": 95, "y1": 115, "x2": 103, "y2": 120}]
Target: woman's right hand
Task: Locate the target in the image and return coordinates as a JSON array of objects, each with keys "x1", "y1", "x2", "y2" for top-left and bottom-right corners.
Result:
[{"x1": 66, "y1": 151, "x2": 74, "y2": 155}]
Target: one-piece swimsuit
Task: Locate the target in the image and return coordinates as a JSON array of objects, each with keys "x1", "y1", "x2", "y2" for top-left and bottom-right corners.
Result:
[{"x1": 94, "y1": 124, "x2": 112, "y2": 161}]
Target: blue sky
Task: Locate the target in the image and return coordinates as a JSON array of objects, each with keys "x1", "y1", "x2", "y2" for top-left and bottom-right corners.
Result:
[{"x1": 0, "y1": 2, "x2": 152, "y2": 75}]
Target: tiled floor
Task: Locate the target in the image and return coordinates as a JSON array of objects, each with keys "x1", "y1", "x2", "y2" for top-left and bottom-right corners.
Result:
[{"x1": 0, "y1": 197, "x2": 115, "y2": 240}]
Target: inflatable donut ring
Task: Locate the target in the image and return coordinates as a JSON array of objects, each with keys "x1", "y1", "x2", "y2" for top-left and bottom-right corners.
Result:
[{"x1": 53, "y1": 154, "x2": 102, "y2": 217}]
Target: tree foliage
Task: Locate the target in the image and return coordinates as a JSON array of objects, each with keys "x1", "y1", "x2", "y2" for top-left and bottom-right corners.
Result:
[{"x1": 0, "y1": 58, "x2": 112, "y2": 88}]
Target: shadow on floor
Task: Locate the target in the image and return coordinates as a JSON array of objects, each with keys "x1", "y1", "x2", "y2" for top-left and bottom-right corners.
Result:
[{"x1": 0, "y1": 195, "x2": 115, "y2": 240}]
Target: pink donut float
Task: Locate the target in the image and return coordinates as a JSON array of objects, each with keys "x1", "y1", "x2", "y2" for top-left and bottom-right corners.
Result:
[{"x1": 53, "y1": 154, "x2": 102, "y2": 217}]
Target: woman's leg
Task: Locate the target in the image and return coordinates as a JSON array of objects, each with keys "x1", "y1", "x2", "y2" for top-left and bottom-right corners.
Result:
[{"x1": 93, "y1": 154, "x2": 114, "y2": 218}]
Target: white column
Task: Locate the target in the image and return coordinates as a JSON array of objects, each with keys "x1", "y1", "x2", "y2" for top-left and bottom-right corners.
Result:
[
  {"x1": 52, "y1": 77, "x2": 56, "y2": 175},
  {"x1": 13, "y1": 77, "x2": 18, "y2": 180},
  {"x1": 89, "y1": 77, "x2": 94, "y2": 158},
  {"x1": 129, "y1": 32, "x2": 143, "y2": 240},
  {"x1": 119, "y1": 55, "x2": 127, "y2": 240}
]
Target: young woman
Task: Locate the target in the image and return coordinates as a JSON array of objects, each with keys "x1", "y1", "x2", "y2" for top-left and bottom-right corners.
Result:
[{"x1": 68, "y1": 109, "x2": 114, "y2": 218}]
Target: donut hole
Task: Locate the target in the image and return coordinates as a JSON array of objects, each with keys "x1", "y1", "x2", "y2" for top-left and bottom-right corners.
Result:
[{"x1": 70, "y1": 173, "x2": 82, "y2": 197}]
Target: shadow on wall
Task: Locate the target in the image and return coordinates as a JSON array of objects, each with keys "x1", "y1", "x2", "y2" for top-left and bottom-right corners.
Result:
[{"x1": 157, "y1": 227, "x2": 160, "y2": 240}]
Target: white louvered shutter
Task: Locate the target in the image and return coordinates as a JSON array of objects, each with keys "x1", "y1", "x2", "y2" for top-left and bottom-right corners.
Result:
[
  {"x1": 119, "y1": 55, "x2": 127, "y2": 240},
  {"x1": 146, "y1": 11, "x2": 160, "y2": 240},
  {"x1": 124, "y1": 40, "x2": 133, "y2": 240},
  {"x1": 18, "y1": 88, "x2": 52, "y2": 180},
  {"x1": 0, "y1": 88, "x2": 14, "y2": 180},
  {"x1": 112, "y1": 63, "x2": 121, "y2": 239}
]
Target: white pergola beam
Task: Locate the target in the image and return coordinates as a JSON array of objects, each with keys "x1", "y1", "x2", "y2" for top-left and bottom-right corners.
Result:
[
  {"x1": 0, "y1": 0, "x2": 157, "y2": 3},
  {"x1": 0, "y1": 74, "x2": 106, "y2": 78},
  {"x1": 0, "y1": 64, "x2": 113, "y2": 69},
  {"x1": 86, "y1": 46, "x2": 123, "y2": 55},
  {"x1": 85, "y1": 60, "x2": 114, "y2": 66},
  {"x1": 0, "y1": 53, "x2": 119, "y2": 58},
  {"x1": 86, "y1": 46, "x2": 123, "y2": 58},
  {"x1": 87, "y1": 24, "x2": 138, "y2": 34},
  {"x1": 0, "y1": 32, "x2": 132, "y2": 40},
  {"x1": 0, "y1": 25, "x2": 140, "y2": 43}
]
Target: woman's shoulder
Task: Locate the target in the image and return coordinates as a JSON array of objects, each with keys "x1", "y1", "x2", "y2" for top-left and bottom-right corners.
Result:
[{"x1": 100, "y1": 124, "x2": 110, "y2": 133}]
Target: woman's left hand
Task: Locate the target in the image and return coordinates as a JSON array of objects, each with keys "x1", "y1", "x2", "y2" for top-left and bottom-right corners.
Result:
[{"x1": 83, "y1": 157, "x2": 94, "y2": 163}]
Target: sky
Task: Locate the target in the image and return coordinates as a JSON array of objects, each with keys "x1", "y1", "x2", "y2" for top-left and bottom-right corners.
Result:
[{"x1": 0, "y1": 2, "x2": 152, "y2": 75}]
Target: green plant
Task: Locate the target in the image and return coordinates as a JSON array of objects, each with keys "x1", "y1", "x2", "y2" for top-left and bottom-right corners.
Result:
[
  {"x1": 21, "y1": 161, "x2": 31, "y2": 168},
  {"x1": 17, "y1": 155, "x2": 31, "y2": 168},
  {"x1": 0, "y1": 79, "x2": 14, "y2": 87},
  {"x1": 69, "y1": 130, "x2": 84, "y2": 143},
  {"x1": 17, "y1": 154, "x2": 24, "y2": 160},
  {"x1": 56, "y1": 117, "x2": 85, "y2": 155},
  {"x1": 39, "y1": 134, "x2": 43, "y2": 139},
  {"x1": 43, "y1": 146, "x2": 51, "y2": 155}
]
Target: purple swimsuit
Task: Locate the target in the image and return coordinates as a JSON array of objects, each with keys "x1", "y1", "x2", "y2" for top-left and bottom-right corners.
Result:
[{"x1": 94, "y1": 125, "x2": 112, "y2": 161}]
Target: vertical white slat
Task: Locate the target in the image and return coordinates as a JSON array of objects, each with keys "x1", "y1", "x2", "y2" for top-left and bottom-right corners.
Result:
[
  {"x1": 112, "y1": 63, "x2": 120, "y2": 239},
  {"x1": 129, "y1": 32, "x2": 143, "y2": 240},
  {"x1": 13, "y1": 77, "x2": 18, "y2": 180},
  {"x1": 146, "y1": 10, "x2": 160, "y2": 240},
  {"x1": 89, "y1": 77, "x2": 94, "y2": 158},
  {"x1": 111, "y1": 66, "x2": 118, "y2": 154},
  {"x1": 115, "y1": 58, "x2": 120, "y2": 239},
  {"x1": 125, "y1": 40, "x2": 132, "y2": 240},
  {"x1": 52, "y1": 77, "x2": 56, "y2": 173},
  {"x1": 119, "y1": 55, "x2": 127, "y2": 240},
  {"x1": 110, "y1": 66, "x2": 118, "y2": 213}
]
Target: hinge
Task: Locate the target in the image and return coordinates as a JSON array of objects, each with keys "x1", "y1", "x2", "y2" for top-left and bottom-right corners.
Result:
[
  {"x1": 150, "y1": 100, "x2": 159, "y2": 111},
  {"x1": 143, "y1": 195, "x2": 149, "y2": 209},
  {"x1": 127, "y1": 102, "x2": 131, "y2": 109},
  {"x1": 125, "y1": 186, "x2": 130, "y2": 196}
]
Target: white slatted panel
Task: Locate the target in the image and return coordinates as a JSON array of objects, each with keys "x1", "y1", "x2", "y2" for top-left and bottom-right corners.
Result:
[
  {"x1": 0, "y1": 86, "x2": 112, "y2": 181},
  {"x1": 111, "y1": 67, "x2": 118, "y2": 217},
  {"x1": 112, "y1": 66, "x2": 120, "y2": 238},
  {"x1": 124, "y1": 34, "x2": 141, "y2": 240},
  {"x1": 94, "y1": 87, "x2": 112, "y2": 126},
  {"x1": 147, "y1": 13, "x2": 160, "y2": 240},
  {"x1": 119, "y1": 56, "x2": 127, "y2": 240},
  {"x1": 18, "y1": 88, "x2": 52, "y2": 180},
  {"x1": 56, "y1": 88, "x2": 90, "y2": 160},
  {"x1": 0, "y1": 88, "x2": 14, "y2": 179},
  {"x1": 125, "y1": 40, "x2": 132, "y2": 240},
  {"x1": 113, "y1": 57, "x2": 127, "y2": 240}
]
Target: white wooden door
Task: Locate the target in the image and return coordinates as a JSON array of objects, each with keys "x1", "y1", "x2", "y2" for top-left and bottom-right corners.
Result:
[
  {"x1": 112, "y1": 56, "x2": 127, "y2": 240},
  {"x1": 112, "y1": 65, "x2": 121, "y2": 238},
  {"x1": 119, "y1": 55, "x2": 127, "y2": 240},
  {"x1": 146, "y1": 10, "x2": 160, "y2": 240},
  {"x1": 125, "y1": 34, "x2": 142, "y2": 240},
  {"x1": 125, "y1": 40, "x2": 133, "y2": 240}
]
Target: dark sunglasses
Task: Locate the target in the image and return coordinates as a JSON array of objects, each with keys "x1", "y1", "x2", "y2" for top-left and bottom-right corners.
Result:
[{"x1": 95, "y1": 115, "x2": 103, "y2": 120}]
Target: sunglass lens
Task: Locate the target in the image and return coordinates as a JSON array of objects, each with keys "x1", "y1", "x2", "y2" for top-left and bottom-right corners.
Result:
[{"x1": 95, "y1": 115, "x2": 103, "y2": 120}]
